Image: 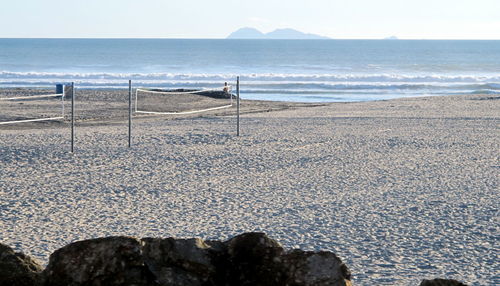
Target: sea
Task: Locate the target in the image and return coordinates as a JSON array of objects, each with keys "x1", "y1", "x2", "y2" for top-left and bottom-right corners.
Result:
[{"x1": 0, "y1": 39, "x2": 499, "y2": 102}]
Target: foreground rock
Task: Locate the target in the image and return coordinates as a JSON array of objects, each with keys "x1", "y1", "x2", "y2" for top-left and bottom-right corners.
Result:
[
  {"x1": 2, "y1": 233, "x2": 470, "y2": 286},
  {"x1": 420, "y1": 278, "x2": 469, "y2": 286},
  {"x1": 0, "y1": 243, "x2": 43, "y2": 286},
  {"x1": 142, "y1": 237, "x2": 217, "y2": 286},
  {"x1": 282, "y1": 250, "x2": 352, "y2": 286},
  {"x1": 224, "y1": 232, "x2": 352, "y2": 286},
  {"x1": 39, "y1": 232, "x2": 352, "y2": 286},
  {"x1": 224, "y1": 232, "x2": 286, "y2": 285},
  {"x1": 43, "y1": 236, "x2": 155, "y2": 286}
]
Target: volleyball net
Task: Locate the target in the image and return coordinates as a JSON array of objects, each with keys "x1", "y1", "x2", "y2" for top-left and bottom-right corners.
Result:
[
  {"x1": 134, "y1": 86, "x2": 234, "y2": 115},
  {"x1": 0, "y1": 79, "x2": 241, "y2": 152},
  {"x1": 0, "y1": 90, "x2": 66, "y2": 125}
]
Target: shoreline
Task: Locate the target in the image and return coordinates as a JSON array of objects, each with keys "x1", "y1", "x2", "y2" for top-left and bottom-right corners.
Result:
[
  {"x1": 2, "y1": 85, "x2": 499, "y2": 103},
  {"x1": 0, "y1": 88, "x2": 498, "y2": 129}
]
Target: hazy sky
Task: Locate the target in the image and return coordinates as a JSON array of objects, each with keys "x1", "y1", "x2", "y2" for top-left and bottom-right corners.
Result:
[{"x1": 1, "y1": 0, "x2": 499, "y2": 39}]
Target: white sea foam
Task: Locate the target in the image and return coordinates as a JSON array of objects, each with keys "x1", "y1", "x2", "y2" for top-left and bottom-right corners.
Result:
[
  {"x1": 1, "y1": 71, "x2": 500, "y2": 82},
  {"x1": 1, "y1": 71, "x2": 499, "y2": 101}
]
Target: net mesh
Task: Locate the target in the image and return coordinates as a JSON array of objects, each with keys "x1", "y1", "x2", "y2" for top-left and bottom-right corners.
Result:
[
  {"x1": 0, "y1": 85, "x2": 236, "y2": 127},
  {"x1": 135, "y1": 87, "x2": 233, "y2": 115},
  {"x1": 0, "y1": 89, "x2": 65, "y2": 125}
]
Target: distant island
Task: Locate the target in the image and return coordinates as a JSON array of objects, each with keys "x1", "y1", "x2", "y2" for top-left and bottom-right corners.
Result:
[{"x1": 227, "y1": 27, "x2": 330, "y2": 40}]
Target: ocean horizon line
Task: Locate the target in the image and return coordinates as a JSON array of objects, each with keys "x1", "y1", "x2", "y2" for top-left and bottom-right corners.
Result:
[{"x1": 1, "y1": 37, "x2": 500, "y2": 41}]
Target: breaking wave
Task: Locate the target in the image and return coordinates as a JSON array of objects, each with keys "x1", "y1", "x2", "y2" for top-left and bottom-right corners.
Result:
[{"x1": 1, "y1": 71, "x2": 499, "y2": 102}]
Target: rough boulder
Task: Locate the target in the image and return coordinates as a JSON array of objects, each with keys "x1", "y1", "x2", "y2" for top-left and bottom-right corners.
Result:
[
  {"x1": 40, "y1": 232, "x2": 352, "y2": 286},
  {"x1": 0, "y1": 242, "x2": 43, "y2": 286}
]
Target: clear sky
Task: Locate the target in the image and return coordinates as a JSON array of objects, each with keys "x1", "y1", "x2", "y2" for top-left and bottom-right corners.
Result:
[{"x1": 1, "y1": 0, "x2": 499, "y2": 39}]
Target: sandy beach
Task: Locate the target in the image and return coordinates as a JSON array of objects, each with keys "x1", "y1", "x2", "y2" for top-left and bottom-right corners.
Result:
[{"x1": 0, "y1": 90, "x2": 498, "y2": 285}]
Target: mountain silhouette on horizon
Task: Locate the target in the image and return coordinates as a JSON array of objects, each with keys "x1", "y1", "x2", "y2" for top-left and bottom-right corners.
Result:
[{"x1": 227, "y1": 27, "x2": 329, "y2": 40}]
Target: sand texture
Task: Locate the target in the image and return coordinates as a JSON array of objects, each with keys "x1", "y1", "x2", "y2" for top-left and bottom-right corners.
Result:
[{"x1": 0, "y1": 90, "x2": 498, "y2": 285}]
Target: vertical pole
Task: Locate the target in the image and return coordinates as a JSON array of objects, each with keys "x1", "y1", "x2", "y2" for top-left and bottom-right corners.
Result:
[
  {"x1": 128, "y1": 80, "x2": 132, "y2": 148},
  {"x1": 61, "y1": 85, "x2": 65, "y2": 118},
  {"x1": 134, "y1": 89, "x2": 138, "y2": 112},
  {"x1": 71, "y1": 82, "x2": 75, "y2": 153},
  {"x1": 236, "y1": 76, "x2": 240, "y2": 136}
]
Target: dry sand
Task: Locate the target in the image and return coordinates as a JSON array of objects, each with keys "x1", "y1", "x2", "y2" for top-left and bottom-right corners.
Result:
[{"x1": 0, "y1": 90, "x2": 498, "y2": 285}]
